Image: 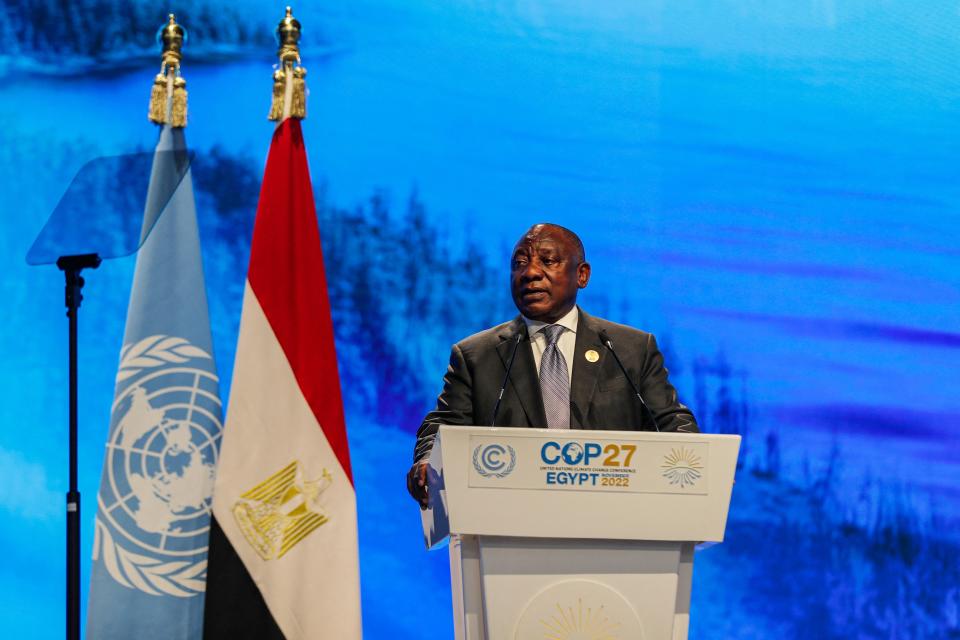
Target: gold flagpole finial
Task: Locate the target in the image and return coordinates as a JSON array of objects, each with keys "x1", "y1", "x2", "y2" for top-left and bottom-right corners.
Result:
[
  {"x1": 160, "y1": 14, "x2": 185, "y2": 67},
  {"x1": 269, "y1": 6, "x2": 308, "y2": 121},
  {"x1": 277, "y1": 7, "x2": 302, "y2": 63},
  {"x1": 148, "y1": 14, "x2": 188, "y2": 128}
]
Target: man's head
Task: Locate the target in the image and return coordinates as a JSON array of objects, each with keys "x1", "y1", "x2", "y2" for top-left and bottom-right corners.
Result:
[{"x1": 510, "y1": 223, "x2": 591, "y2": 323}]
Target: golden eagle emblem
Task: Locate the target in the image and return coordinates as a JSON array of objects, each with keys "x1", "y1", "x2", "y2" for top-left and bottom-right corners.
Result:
[{"x1": 233, "y1": 461, "x2": 332, "y2": 560}]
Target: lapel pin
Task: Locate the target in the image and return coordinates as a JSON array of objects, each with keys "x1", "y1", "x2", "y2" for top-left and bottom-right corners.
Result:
[{"x1": 585, "y1": 349, "x2": 599, "y2": 363}]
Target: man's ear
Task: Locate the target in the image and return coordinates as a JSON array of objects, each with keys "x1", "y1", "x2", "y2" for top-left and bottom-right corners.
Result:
[{"x1": 577, "y1": 262, "x2": 591, "y2": 288}]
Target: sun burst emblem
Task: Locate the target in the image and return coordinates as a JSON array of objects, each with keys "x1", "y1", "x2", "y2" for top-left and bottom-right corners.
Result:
[
  {"x1": 539, "y1": 598, "x2": 621, "y2": 640},
  {"x1": 661, "y1": 446, "x2": 703, "y2": 488}
]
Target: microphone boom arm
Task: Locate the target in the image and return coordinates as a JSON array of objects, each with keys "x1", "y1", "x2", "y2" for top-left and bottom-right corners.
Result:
[
  {"x1": 599, "y1": 330, "x2": 661, "y2": 432},
  {"x1": 491, "y1": 331, "x2": 524, "y2": 426}
]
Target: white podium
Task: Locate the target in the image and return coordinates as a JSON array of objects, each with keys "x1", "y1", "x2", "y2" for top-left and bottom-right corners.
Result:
[{"x1": 420, "y1": 426, "x2": 740, "y2": 640}]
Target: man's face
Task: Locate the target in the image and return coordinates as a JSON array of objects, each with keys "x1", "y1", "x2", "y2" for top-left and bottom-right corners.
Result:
[{"x1": 510, "y1": 227, "x2": 590, "y2": 323}]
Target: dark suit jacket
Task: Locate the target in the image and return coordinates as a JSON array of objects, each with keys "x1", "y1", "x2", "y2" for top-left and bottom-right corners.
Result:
[{"x1": 413, "y1": 308, "x2": 698, "y2": 461}]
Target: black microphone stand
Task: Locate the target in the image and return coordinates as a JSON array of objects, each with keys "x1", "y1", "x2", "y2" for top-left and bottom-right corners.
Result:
[
  {"x1": 599, "y1": 331, "x2": 661, "y2": 432},
  {"x1": 56, "y1": 253, "x2": 101, "y2": 640},
  {"x1": 492, "y1": 331, "x2": 524, "y2": 426}
]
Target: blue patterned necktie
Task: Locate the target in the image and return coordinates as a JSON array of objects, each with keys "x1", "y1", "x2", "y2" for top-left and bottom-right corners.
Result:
[{"x1": 539, "y1": 324, "x2": 570, "y2": 429}]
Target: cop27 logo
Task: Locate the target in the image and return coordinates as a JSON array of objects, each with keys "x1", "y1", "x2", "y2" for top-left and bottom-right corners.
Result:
[
  {"x1": 540, "y1": 441, "x2": 637, "y2": 467},
  {"x1": 472, "y1": 443, "x2": 517, "y2": 478}
]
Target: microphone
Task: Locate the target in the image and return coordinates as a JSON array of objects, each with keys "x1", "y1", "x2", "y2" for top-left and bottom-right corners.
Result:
[
  {"x1": 598, "y1": 329, "x2": 661, "y2": 432},
  {"x1": 491, "y1": 326, "x2": 526, "y2": 426}
]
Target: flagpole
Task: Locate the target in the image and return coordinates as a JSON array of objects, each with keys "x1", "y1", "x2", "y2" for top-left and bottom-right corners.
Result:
[
  {"x1": 55, "y1": 253, "x2": 101, "y2": 640},
  {"x1": 205, "y1": 8, "x2": 361, "y2": 636}
]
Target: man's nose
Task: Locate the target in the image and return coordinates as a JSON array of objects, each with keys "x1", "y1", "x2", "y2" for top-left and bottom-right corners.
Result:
[{"x1": 520, "y1": 261, "x2": 544, "y2": 280}]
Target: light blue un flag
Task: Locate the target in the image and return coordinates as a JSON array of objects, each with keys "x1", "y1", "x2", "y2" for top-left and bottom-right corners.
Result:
[{"x1": 86, "y1": 126, "x2": 222, "y2": 639}]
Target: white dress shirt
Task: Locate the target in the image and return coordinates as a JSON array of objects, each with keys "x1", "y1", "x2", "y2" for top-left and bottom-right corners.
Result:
[{"x1": 523, "y1": 306, "x2": 579, "y2": 385}]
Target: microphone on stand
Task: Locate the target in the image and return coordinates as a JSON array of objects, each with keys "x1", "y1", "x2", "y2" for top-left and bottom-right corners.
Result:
[
  {"x1": 598, "y1": 329, "x2": 661, "y2": 432},
  {"x1": 491, "y1": 325, "x2": 526, "y2": 426}
]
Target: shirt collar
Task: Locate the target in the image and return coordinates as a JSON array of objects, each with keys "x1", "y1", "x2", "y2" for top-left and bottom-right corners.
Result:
[{"x1": 523, "y1": 305, "x2": 579, "y2": 338}]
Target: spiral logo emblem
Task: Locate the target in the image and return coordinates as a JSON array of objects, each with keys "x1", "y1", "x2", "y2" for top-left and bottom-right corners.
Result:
[{"x1": 472, "y1": 443, "x2": 517, "y2": 478}]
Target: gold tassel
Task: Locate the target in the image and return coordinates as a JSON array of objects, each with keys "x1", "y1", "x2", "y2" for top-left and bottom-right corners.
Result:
[
  {"x1": 148, "y1": 72, "x2": 167, "y2": 124},
  {"x1": 171, "y1": 76, "x2": 188, "y2": 128},
  {"x1": 268, "y1": 69, "x2": 285, "y2": 121},
  {"x1": 291, "y1": 66, "x2": 307, "y2": 119}
]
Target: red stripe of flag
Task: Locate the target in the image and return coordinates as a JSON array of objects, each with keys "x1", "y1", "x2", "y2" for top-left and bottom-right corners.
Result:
[{"x1": 246, "y1": 118, "x2": 353, "y2": 483}]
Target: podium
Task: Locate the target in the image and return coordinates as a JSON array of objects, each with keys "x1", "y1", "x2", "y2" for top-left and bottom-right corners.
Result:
[{"x1": 420, "y1": 426, "x2": 740, "y2": 640}]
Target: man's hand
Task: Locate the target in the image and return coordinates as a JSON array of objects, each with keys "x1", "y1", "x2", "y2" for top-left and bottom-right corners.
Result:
[{"x1": 406, "y1": 461, "x2": 430, "y2": 510}]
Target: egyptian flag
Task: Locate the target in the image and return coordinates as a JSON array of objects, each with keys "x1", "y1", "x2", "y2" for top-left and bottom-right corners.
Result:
[{"x1": 203, "y1": 118, "x2": 361, "y2": 638}]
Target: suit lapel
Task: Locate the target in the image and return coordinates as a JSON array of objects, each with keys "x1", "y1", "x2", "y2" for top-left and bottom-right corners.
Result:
[
  {"x1": 496, "y1": 316, "x2": 547, "y2": 428},
  {"x1": 570, "y1": 308, "x2": 607, "y2": 429}
]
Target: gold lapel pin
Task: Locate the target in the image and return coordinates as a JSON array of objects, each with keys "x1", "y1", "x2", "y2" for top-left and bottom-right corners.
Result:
[{"x1": 585, "y1": 349, "x2": 599, "y2": 363}]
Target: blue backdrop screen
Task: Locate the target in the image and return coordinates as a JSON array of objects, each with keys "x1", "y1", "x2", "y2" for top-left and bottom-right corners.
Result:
[{"x1": 0, "y1": 1, "x2": 957, "y2": 638}]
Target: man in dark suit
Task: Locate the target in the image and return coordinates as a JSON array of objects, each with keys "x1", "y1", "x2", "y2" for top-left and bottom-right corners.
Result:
[{"x1": 406, "y1": 223, "x2": 698, "y2": 507}]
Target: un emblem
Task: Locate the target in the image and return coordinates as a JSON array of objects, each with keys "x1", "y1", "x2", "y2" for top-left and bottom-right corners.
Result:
[
  {"x1": 472, "y1": 443, "x2": 517, "y2": 478},
  {"x1": 92, "y1": 335, "x2": 221, "y2": 598}
]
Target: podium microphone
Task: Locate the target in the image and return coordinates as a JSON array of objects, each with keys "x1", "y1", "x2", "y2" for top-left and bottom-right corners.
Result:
[
  {"x1": 598, "y1": 329, "x2": 661, "y2": 432},
  {"x1": 491, "y1": 326, "x2": 526, "y2": 426}
]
